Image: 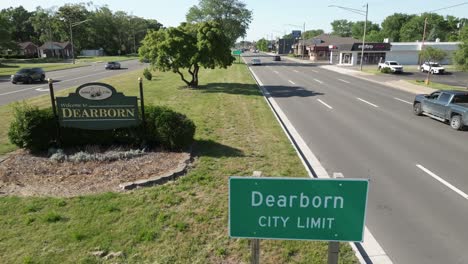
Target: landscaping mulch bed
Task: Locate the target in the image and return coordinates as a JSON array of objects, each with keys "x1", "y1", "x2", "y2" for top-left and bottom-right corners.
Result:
[{"x1": 0, "y1": 149, "x2": 190, "y2": 197}]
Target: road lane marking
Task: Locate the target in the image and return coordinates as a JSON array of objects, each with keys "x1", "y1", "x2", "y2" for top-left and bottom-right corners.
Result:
[
  {"x1": 293, "y1": 70, "x2": 299, "y2": 73},
  {"x1": 311, "y1": 69, "x2": 318, "y2": 73},
  {"x1": 288, "y1": 80, "x2": 296, "y2": 85},
  {"x1": 416, "y1": 164, "x2": 468, "y2": 200},
  {"x1": 357, "y1": 97, "x2": 379, "y2": 108},
  {"x1": 273, "y1": 70, "x2": 279, "y2": 74},
  {"x1": 338, "y1": 79, "x2": 350, "y2": 84},
  {"x1": 314, "y1": 79, "x2": 323, "y2": 84},
  {"x1": 317, "y1": 99, "x2": 333, "y2": 109},
  {"x1": 35, "y1": 88, "x2": 49, "y2": 92},
  {"x1": 394, "y1": 97, "x2": 412, "y2": 105}
]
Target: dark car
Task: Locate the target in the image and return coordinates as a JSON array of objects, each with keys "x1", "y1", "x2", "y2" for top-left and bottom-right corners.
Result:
[
  {"x1": 11, "y1": 68, "x2": 45, "y2": 84},
  {"x1": 105, "y1": 62, "x2": 121, "y2": 69},
  {"x1": 273, "y1": 55, "x2": 281, "y2": 61}
]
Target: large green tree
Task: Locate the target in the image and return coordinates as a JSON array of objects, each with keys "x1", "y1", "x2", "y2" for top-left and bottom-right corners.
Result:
[
  {"x1": 186, "y1": 0, "x2": 252, "y2": 45},
  {"x1": 400, "y1": 13, "x2": 448, "y2": 42},
  {"x1": 1, "y1": 6, "x2": 36, "y2": 42},
  {"x1": 351, "y1": 21, "x2": 380, "y2": 40},
  {"x1": 139, "y1": 22, "x2": 234, "y2": 88},
  {"x1": 256, "y1": 38, "x2": 268, "y2": 51},
  {"x1": 302, "y1": 29, "x2": 325, "y2": 39},
  {"x1": 453, "y1": 25, "x2": 468, "y2": 71},
  {"x1": 331, "y1": 20, "x2": 353, "y2": 37},
  {"x1": 381, "y1": 13, "x2": 415, "y2": 42}
]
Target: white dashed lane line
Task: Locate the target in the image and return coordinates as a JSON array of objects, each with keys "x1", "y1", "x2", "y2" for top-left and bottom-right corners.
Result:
[
  {"x1": 416, "y1": 164, "x2": 468, "y2": 200},
  {"x1": 311, "y1": 69, "x2": 318, "y2": 73},
  {"x1": 293, "y1": 70, "x2": 299, "y2": 73},
  {"x1": 288, "y1": 80, "x2": 296, "y2": 85},
  {"x1": 273, "y1": 70, "x2": 279, "y2": 74},
  {"x1": 394, "y1": 97, "x2": 413, "y2": 105},
  {"x1": 317, "y1": 99, "x2": 333, "y2": 109},
  {"x1": 357, "y1": 97, "x2": 379, "y2": 108},
  {"x1": 314, "y1": 79, "x2": 323, "y2": 84},
  {"x1": 338, "y1": 79, "x2": 350, "y2": 84}
]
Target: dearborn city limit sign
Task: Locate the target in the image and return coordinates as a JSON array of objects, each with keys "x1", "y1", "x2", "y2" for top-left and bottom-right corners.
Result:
[
  {"x1": 229, "y1": 177, "x2": 369, "y2": 242},
  {"x1": 55, "y1": 82, "x2": 140, "y2": 130}
]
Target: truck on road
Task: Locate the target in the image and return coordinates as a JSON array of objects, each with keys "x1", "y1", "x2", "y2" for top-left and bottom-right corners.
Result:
[
  {"x1": 378, "y1": 61, "x2": 404, "y2": 73},
  {"x1": 413, "y1": 90, "x2": 468, "y2": 130}
]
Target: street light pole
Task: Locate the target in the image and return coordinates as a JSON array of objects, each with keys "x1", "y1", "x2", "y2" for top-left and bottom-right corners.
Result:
[
  {"x1": 360, "y1": 3, "x2": 368, "y2": 71},
  {"x1": 68, "y1": 19, "x2": 90, "y2": 64}
]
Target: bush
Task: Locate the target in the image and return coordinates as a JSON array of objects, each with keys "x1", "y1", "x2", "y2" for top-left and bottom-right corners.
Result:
[
  {"x1": 380, "y1": 67, "x2": 392, "y2": 74},
  {"x1": 143, "y1": 68, "x2": 152, "y2": 81},
  {"x1": 8, "y1": 104, "x2": 57, "y2": 152},
  {"x1": 145, "y1": 106, "x2": 196, "y2": 150}
]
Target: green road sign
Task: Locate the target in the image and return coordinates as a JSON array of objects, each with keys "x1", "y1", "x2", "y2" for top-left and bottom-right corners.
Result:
[
  {"x1": 229, "y1": 177, "x2": 369, "y2": 242},
  {"x1": 232, "y1": 50, "x2": 242, "y2": 55},
  {"x1": 56, "y1": 82, "x2": 140, "y2": 130}
]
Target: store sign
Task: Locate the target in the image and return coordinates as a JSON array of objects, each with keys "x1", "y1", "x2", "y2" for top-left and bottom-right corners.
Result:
[
  {"x1": 291, "y1": 30, "x2": 301, "y2": 39},
  {"x1": 56, "y1": 82, "x2": 140, "y2": 130},
  {"x1": 351, "y1": 43, "x2": 391, "y2": 51},
  {"x1": 229, "y1": 177, "x2": 369, "y2": 242}
]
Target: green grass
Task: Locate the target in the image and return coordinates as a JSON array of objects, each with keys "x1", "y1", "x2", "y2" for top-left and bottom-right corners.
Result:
[
  {"x1": 75, "y1": 55, "x2": 138, "y2": 63},
  {"x1": 0, "y1": 63, "x2": 88, "y2": 76},
  {"x1": 0, "y1": 65, "x2": 358, "y2": 263},
  {"x1": 408, "y1": 80, "x2": 467, "y2": 91}
]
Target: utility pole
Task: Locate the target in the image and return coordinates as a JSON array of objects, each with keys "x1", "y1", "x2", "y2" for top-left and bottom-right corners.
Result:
[
  {"x1": 302, "y1": 22, "x2": 306, "y2": 60},
  {"x1": 360, "y1": 3, "x2": 368, "y2": 71}
]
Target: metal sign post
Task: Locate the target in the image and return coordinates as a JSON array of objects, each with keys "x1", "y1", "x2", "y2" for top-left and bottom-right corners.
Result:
[
  {"x1": 251, "y1": 171, "x2": 262, "y2": 264},
  {"x1": 48, "y1": 78, "x2": 61, "y2": 145}
]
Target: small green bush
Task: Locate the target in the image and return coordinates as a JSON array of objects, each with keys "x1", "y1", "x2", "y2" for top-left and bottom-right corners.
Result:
[
  {"x1": 8, "y1": 104, "x2": 57, "y2": 152},
  {"x1": 143, "y1": 68, "x2": 152, "y2": 81},
  {"x1": 380, "y1": 67, "x2": 392, "y2": 74},
  {"x1": 145, "y1": 106, "x2": 196, "y2": 150}
]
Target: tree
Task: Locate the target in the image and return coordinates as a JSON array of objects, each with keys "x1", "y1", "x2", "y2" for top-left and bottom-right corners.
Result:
[
  {"x1": 139, "y1": 22, "x2": 234, "y2": 88},
  {"x1": 419, "y1": 46, "x2": 447, "y2": 83},
  {"x1": 186, "y1": 0, "x2": 252, "y2": 45},
  {"x1": 302, "y1": 29, "x2": 324, "y2": 39},
  {"x1": 331, "y1": 20, "x2": 353, "y2": 37},
  {"x1": 0, "y1": 13, "x2": 14, "y2": 56},
  {"x1": 453, "y1": 25, "x2": 468, "y2": 71},
  {"x1": 400, "y1": 13, "x2": 448, "y2": 42},
  {"x1": 381, "y1": 13, "x2": 415, "y2": 42},
  {"x1": 351, "y1": 21, "x2": 380, "y2": 40},
  {"x1": 256, "y1": 38, "x2": 268, "y2": 51},
  {"x1": 1, "y1": 6, "x2": 36, "y2": 42}
]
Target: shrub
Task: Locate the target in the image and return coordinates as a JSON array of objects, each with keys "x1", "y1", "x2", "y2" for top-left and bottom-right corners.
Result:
[
  {"x1": 8, "y1": 104, "x2": 57, "y2": 152},
  {"x1": 143, "y1": 68, "x2": 152, "y2": 81},
  {"x1": 145, "y1": 106, "x2": 196, "y2": 150},
  {"x1": 380, "y1": 67, "x2": 392, "y2": 74}
]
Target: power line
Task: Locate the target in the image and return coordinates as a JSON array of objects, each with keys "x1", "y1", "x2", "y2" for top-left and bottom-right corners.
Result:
[{"x1": 423, "y1": 2, "x2": 468, "y2": 13}]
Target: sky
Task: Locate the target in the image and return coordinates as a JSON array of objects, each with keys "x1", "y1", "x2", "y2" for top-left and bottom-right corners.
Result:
[{"x1": 2, "y1": 0, "x2": 468, "y2": 41}]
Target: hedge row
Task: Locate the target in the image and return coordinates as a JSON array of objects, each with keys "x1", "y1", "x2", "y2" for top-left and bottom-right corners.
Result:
[{"x1": 8, "y1": 104, "x2": 196, "y2": 153}]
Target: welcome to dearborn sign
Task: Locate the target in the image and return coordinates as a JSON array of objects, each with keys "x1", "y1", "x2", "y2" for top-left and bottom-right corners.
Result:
[
  {"x1": 56, "y1": 82, "x2": 140, "y2": 130},
  {"x1": 229, "y1": 177, "x2": 369, "y2": 242}
]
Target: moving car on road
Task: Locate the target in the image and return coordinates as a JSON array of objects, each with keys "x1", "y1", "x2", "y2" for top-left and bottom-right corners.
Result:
[
  {"x1": 378, "y1": 61, "x2": 403, "y2": 73},
  {"x1": 251, "y1": 58, "x2": 261, "y2": 65},
  {"x1": 420, "y1": 62, "x2": 445, "y2": 74},
  {"x1": 105, "y1": 62, "x2": 121, "y2": 70},
  {"x1": 413, "y1": 90, "x2": 468, "y2": 130},
  {"x1": 11, "y1": 68, "x2": 45, "y2": 84}
]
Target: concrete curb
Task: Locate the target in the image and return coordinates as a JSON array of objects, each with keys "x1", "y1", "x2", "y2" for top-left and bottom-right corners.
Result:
[{"x1": 119, "y1": 153, "x2": 191, "y2": 190}]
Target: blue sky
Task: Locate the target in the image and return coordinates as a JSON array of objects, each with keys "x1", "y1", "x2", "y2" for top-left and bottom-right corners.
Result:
[{"x1": 3, "y1": 0, "x2": 468, "y2": 41}]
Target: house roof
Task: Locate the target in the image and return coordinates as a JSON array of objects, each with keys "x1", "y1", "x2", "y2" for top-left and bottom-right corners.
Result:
[
  {"x1": 18, "y1": 42, "x2": 38, "y2": 49},
  {"x1": 309, "y1": 34, "x2": 360, "y2": 47},
  {"x1": 39, "y1": 41, "x2": 71, "y2": 50}
]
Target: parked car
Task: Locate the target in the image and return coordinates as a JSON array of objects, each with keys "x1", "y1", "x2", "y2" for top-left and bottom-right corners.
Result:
[
  {"x1": 273, "y1": 55, "x2": 281, "y2": 61},
  {"x1": 420, "y1": 62, "x2": 445, "y2": 74},
  {"x1": 105, "y1": 62, "x2": 121, "y2": 69},
  {"x1": 413, "y1": 90, "x2": 468, "y2": 130},
  {"x1": 378, "y1": 61, "x2": 403, "y2": 73},
  {"x1": 11, "y1": 68, "x2": 45, "y2": 84},
  {"x1": 251, "y1": 58, "x2": 261, "y2": 65}
]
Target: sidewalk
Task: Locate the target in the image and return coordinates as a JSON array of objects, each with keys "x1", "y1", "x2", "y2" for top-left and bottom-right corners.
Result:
[{"x1": 282, "y1": 55, "x2": 436, "y2": 95}]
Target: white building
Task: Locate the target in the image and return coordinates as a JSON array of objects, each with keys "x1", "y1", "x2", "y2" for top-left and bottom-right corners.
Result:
[{"x1": 386, "y1": 41, "x2": 461, "y2": 65}]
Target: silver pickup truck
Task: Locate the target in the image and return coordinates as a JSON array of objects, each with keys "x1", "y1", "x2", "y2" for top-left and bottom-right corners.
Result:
[{"x1": 413, "y1": 90, "x2": 468, "y2": 130}]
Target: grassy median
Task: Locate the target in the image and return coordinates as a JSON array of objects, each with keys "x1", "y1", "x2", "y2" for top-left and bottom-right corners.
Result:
[{"x1": 0, "y1": 64, "x2": 358, "y2": 263}]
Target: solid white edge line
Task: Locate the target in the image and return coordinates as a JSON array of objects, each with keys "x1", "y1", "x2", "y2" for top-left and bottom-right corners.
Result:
[
  {"x1": 416, "y1": 164, "x2": 468, "y2": 199},
  {"x1": 314, "y1": 79, "x2": 323, "y2": 84},
  {"x1": 317, "y1": 99, "x2": 333, "y2": 109},
  {"x1": 35, "y1": 88, "x2": 50, "y2": 92},
  {"x1": 394, "y1": 97, "x2": 413, "y2": 105},
  {"x1": 338, "y1": 78, "x2": 350, "y2": 84},
  {"x1": 245, "y1": 58, "x2": 392, "y2": 264},
  {"x1": 288, "y1": 80, "x2": 296, "y2": 85},
  {"x1": 357, "y1": 97, "x2": 379, "y2": 108}
]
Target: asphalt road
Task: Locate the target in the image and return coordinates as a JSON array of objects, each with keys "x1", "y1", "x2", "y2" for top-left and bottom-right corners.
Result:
[
  {"x1": 245, "y1": 52, "x2": 468, "y2": 264},
  {"x1": 0, "y1": 60, "x2": 147, "y2": 106},
  {"x1": 372, "y1": 70, "x2": 468, "y2": 88}
]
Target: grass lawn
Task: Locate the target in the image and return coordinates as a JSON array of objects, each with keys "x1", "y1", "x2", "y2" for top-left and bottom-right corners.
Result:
[
  {"x1": 75, "y1": 55, "x2": 138, "y2": 63},
  {"x1": 0, "y1": 64, "x2": 358, "y2": 263},
  {"x1": 408, "y1": 80, "x2": 467, "y2": 91},
  {"x1": 0, "y1": 63, "x2": 88, "y2": 77}
]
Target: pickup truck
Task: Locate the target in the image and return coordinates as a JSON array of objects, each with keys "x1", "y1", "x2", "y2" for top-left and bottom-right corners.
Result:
[
  {"x1": 413, "y1": 90, "x2": 468, "y2": 130},
  {"x1": 420, "y1": 62, "x2": 445, "y2": 74},
  {"x1": 378, "y1": 61, "x2": 404, "y2": 73}
]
